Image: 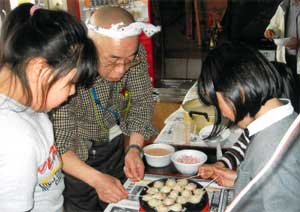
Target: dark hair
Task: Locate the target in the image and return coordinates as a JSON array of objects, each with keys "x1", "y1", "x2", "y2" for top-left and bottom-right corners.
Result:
[
  {"x1": 270, "y1": 61, "x2": 295, "y2": 101},
  {"x1": 0, "y1": 3, "x2": 98, "y2": 105},
  {"x1": 197, "y1": 42, "x2": 284, "y2": 131}
]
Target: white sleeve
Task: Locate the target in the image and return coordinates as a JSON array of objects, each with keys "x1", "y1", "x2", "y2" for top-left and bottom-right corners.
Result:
[
  {"x1": 0, "y1": 122, "x2": 38, "y2": 212},
  {"x1": 266, "y1": 6, "x2": 283, "y2": 35}
]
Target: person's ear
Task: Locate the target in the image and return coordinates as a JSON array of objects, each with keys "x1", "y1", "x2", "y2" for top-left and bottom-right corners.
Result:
[{"x1": 26, "y1": 57, "x2": 52, "y2": 83}]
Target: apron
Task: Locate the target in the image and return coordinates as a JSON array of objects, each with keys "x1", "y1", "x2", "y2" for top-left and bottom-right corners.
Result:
[{"x1": 63, "y1": 135, "x2": 125, "y2": 212}]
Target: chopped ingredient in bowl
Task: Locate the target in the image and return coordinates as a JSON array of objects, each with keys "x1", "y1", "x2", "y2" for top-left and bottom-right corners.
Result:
[{"x1": 176, "y1": 155, "x2": 201, "y2": 164}]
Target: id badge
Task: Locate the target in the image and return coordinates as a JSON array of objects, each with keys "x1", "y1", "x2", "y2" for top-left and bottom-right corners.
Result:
[{"x1": 109, "y1": 125, "x2": 122, "y2": 141}]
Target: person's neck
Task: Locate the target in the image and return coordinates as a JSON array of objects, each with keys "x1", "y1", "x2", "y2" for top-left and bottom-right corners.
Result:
[
  {"x1": 0, "y1": 66, "x2": 27, "y2": 104},
  {"x1": 254, "y1": 98, "x2": 283, "y2": 119},
  {"x1": 238, "y1": 98, "x2": 283, "y2": 129}
]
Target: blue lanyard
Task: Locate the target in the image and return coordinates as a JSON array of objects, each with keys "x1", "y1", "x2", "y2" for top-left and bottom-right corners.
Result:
[{"x1": 90, "y1": 87, "x2": 120, "y2": 125}]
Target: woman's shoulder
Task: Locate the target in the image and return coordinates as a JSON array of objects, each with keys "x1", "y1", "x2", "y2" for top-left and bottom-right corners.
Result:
[
  {"x1": 0, "y1": 109, "x2": 42, "y2": 145},
  {"x1": 0, "y1": 106, "x2": 36, "y2": 124},
  {"x1": 250, "y1": 113, "x2": 300, "y2": 157}
]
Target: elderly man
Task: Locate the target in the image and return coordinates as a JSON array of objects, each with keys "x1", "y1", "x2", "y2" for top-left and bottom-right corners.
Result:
[{"x1": 51, "y1": 6, "x2": 160, "y2": 212}]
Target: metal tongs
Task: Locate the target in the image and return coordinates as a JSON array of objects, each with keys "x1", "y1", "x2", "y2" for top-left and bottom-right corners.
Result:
[
  {"x1": 181, "y1": 175, "x2": 220, "y2": 192},
  {"x1": 199, "y1": 176, "x2": 219, "y2": 192}
]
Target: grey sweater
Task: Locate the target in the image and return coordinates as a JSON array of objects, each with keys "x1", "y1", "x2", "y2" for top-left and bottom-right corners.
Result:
[{"x1": 233, "y1": 113, "x2": 300, "y2": 212}]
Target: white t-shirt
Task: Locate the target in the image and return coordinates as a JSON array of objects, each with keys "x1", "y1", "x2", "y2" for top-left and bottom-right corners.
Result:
[{"x1": 0, "y1": 95, "x2": 64, "y2": 212}]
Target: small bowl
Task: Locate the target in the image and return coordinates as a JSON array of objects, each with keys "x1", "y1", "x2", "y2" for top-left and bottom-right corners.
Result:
[
  {"x1": 273, "y1": 37, "x2": 295, "y2": 46},
  {"x1": 143, "y1": 143, "x2": 175, "y2": 167},
  {"x1": 199, "y1": 125, "x2": 230, "y2": 145},
  {"x1": 171, "y1": 149, "x2": 207, "y2": 175}
]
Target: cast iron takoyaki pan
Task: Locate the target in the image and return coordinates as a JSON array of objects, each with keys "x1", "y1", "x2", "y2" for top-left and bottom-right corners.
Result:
[{"x1": 139, "y1": 178, "x2": 209, "y2": 212}]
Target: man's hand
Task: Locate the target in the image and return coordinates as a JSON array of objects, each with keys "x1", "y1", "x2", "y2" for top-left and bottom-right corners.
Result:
[
  {"x1": 92, "y1": 172, "x2": 128, "y2": 203},
  {"x1": 124, "y1": 149, "x2": 145, "y2": 182},
  {"x1": 264, "y1": 29, "x2": 276, "y2": 39},
  {"x1": 124, "y1": 133, "x2": 145, "y2": 182},
  {"x1": 61, "y1": 151, "x2": 128, "y2": 203}
]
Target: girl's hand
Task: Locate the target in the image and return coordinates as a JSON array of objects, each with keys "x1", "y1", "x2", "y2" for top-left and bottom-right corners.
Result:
[
  {"x1": 213, "y1": 167, "x2": 237, "y2": 187},
  {"x1": 198, "y1": 162, "x2": 225, "y2": 179}
]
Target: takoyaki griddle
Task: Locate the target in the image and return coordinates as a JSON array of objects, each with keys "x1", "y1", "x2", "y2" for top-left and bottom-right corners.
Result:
[{"x1": 139, "y1": 178, "x2": 209, "y2": 212}]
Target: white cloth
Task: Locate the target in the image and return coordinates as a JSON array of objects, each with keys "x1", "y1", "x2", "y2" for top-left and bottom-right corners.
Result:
[
  {"x1": 86, "y1": 21, "x2": 161, "y2": 39},
  {"x1": 0, "y1": 95, "x2": 64, "y2": 212}
]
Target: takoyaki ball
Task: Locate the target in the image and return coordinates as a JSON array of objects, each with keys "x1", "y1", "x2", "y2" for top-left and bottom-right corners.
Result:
[
  {"x1": 147, "y1": 187, "x2": 159, "y2": 194},
  {"x1": 194, "y1": 188, "x2": 205, "y2": 196},
  {"x1": 153, "y1": 180, "x2": 164, "y2": 188},
  {"x1": 189, "y1": 194, "x2": 203, "y2": 204},
  {"x1": 142, "y1": 194, "x2": 153, "y2": 201},
  {"x1": 152, "y1": 192, "x2": 166, "y2": 200},
  {"x1": 172, "y1": 184, "x2": 182, "y2": 192},
  {"x1": 181, "y1": 189, "x2": 192, "y2": 198},
  {"x1": 156, "y1": 205, "x2": 169, "y2": 212},
  {"x1": 186, "y1": 182, "x2": 197, "y2": 191},
  {"x1": 148, "y1": 199, "x2": 162, "y2": 208},
  {"x1": 160, "y1": 185, "x2": 172, "y2": 193},
  {"x1": 166, "y1": 178, "x2": 176, "y2": 187},
  {"x1": 169, "y1": 203, "x2": 183, "y2": 212},
  {"x1": 176, "y1": 179, "x2": 188, "y2": 186},
  {"x1": 169, "y1": 190, "x2": 179, "y2": 199},
  {"x1": 163, "y1": 197, "x2": 175, "y2": 206},
  {"x1": 176, "y1": 196, "x2": 188, "y2": 204}
]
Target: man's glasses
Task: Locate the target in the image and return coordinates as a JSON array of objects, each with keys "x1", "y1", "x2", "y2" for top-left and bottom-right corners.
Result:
[{"x1": 100, "y1": 56, "x2": 142, "y2": 71}]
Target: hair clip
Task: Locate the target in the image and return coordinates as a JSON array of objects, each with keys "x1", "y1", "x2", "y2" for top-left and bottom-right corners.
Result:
[{"x1": 30, "y1": 5, "x2": 42, "y2": 16}]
